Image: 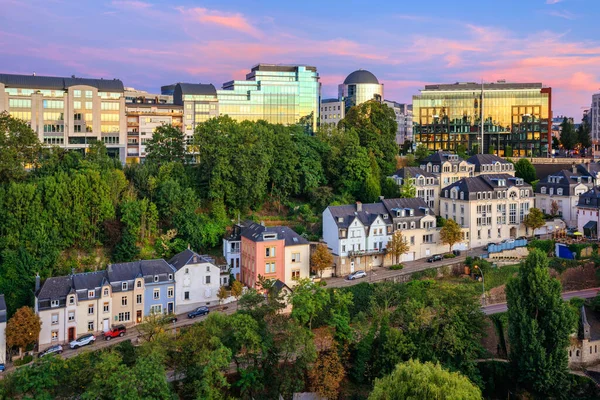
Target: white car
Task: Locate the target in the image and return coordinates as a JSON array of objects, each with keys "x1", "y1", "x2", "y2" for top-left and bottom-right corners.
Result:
[
  {"x1": 348, "y1": 270, "x2": 367, "y2": 280},
  {"x1": 69, "y1": 333, "x2": 96, "y2": 349}
]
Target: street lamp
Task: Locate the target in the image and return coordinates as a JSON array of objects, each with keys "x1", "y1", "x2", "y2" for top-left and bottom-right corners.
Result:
[{"x1": 474, "y1": 265, "x2": 485, "y2": 305}]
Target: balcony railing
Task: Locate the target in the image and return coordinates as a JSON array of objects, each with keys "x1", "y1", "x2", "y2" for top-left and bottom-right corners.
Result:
[{"x1": 347, "y1": 249, "x2": 386, "y2": 257}]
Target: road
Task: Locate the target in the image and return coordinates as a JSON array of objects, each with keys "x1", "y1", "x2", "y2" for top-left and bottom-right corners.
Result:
[
  {"x1": 482, "y1": 287, "x2": 600, "y2": 315},
  {"x1": 325, "y1": 246, "x2": 488, "y2": 288}
]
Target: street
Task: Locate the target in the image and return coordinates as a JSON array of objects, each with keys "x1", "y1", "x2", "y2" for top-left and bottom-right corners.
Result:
[{"x1": 482, "y1": 287, "x2": 600, "y2": 315}]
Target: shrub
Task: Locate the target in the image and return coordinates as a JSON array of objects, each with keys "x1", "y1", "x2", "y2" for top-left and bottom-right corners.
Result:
[
  {"x1": 443, "y1": 253, "x2": 456, "y2": 259},
  {"x1": 13, "y1": 354, "x2": 33, "y2": 366},
  {"x1": 389, "y1": 264, "x2": 404, "y2": 270},
  {"x1": 411, "y1": 268, "x2": 437, "y2": 281},
  {"x1": 549, "y1": 257, "x2": 579, "y2": 274},
  {"x1": 527, "y1": 239, "x2": 555, "y2": 255},
  {"x1": 568, "y1": 243, "x2": 597, "y2": 260}
]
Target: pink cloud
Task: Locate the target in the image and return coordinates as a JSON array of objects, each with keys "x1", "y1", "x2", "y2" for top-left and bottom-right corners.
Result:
[
  {"x1": 177, "y1": 7, "x2": 262, "y2": 38},
  {"x1": 111, "y1": 1, "x2": 152, "y2": 10}
]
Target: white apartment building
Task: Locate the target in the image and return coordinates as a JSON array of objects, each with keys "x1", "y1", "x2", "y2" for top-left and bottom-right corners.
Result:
[
  {"x1": 322, "y1": 198, "x2": 445, "y2": 276},
  {"x1": 383, "y1": 100, "x2": 413, "y2": 146},
  {"x1": 439, "y1": 174, "x2": 534, "y2": 248},
  {"x1": 535, "y1": 167, "x2": 594, "y2": 228},
  {"x1": 420, "y1": 151, "x2": 475, "y2": 186},
  {"x1": 467, "y1": 154, "x2": 515, "y2": 177},
  {"x1": 320, "y1": 98, "x2": 344, "y2": 126},
  {"x1": 591, "y1": 93, "x2": 600, "y2": 158},
  {"x1": 390, "y1": 167, "x2": 439, "y2": 214},
  {"x1": 0, "y1": 73, "x2": 127, "y2": 163}
]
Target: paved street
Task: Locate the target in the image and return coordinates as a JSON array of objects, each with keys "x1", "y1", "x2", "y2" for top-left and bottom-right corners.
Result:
[
  {"x1": 325, "y1": 246, "x2": 488, "y2": 288},
  {"x1": 482, "y1": 287, "x2": 600, "y2": 315}
]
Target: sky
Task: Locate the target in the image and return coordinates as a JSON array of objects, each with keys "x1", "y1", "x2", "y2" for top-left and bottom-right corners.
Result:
[{"x1": 0, "y1": 0, "x2": 599, "y2": 117}]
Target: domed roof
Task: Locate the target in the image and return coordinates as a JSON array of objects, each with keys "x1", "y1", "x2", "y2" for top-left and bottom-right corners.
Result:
[{"x1": 343, "y1": 69, "x2": 379, "y2": 85}]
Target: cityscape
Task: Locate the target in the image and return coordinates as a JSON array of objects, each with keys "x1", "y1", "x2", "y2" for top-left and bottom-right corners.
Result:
[{"x1": 1, "y1": 0, "x2": 600, "y2": 399}]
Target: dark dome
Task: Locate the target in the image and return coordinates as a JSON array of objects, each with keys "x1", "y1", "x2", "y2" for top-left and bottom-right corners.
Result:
[{"x1": 343, "y1": 69, "x2": 379, "y2": 85}]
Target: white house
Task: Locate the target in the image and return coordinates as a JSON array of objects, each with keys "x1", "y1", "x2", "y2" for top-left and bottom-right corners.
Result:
[
  {"x1": 577, "y1": 186, "x2": 600, "y2": 238},
  {"x1": 169, "y1": 249, "x2": 222, "y2": 314}
]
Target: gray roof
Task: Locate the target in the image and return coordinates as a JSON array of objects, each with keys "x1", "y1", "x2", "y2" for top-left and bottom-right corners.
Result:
[
  {"x1": 0, "y1": 295, "x2": 6, "y2": 323},
  {"x1": 421, "y1": 151, "x2": 466, "y2": 166},
  {"x1": 0, "y1": 73, "x2": 124, "y2": 92},
  {"x1": 381, "y1": 197, "x2": 433, "y2": 217},
  {"x1": 422, "y1": 82, "x2": 543, "y2": 91},
  {"x1": 392, "y1": 166, "x2": 438, "y2": 180},
  {"x1": 441, "y1": 174, "x2": 531, "y2": 197},
  {"x1": 343, "y1": 69, "x2": 379, "y2": 85},
  {"x1": 467, "y1": 154, "x2": 512, "y2": 171},
  {"x1": 37, "y1": 276, "x2": 73, "y2": 301},
  {"x1": 578, "y1": 186, "x2": 600, "y2": 208},
  {"x1": 169, "y1": 249, "x2": 214, "y2": 271},
  {"x1": 72, "y1": 271, "x2": 107, "y2": 291},
  {"x1": 107, "y1": 259, "x2": 175, "y2": 284},
  {"x1": 174, "y1": 83, "x2": 217, "y2": 96},
  {"x1": 241, "y1": 223, "x2": 309, "y2": 246},
  {"x1": 535, "y1": 169, "x2": 593, "y2": 195}
]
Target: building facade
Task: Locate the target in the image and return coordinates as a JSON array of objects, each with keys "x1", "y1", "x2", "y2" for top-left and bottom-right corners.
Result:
[
  {"x1": 0, "y1": 295, "x2": 6, "y2": 365},
  {"x1": 338, "y1": 70, "x2": 383, "y2": 110},
  {"x1": 106, "y1": 263, "x2": 146, "y2": 326},
  {"x1": 535, "y1": 167, "x2": 594, "y2": 228},
  {"x1": 576, "y1": 186, "x2": 600, "y2": 238},
  {"x1": 413, "y1": 81, "x2": 552, "y2": 156},
  {"x1": 384, "y1": 100, "x2": 413, "y2": 146},
  {"x1": 223, "y1": 222, "x2": 248, "y2": 281},
  {"x1": 592, "y1": 93, "x2": 600, "y2": 158},
  {"x1": 467, "y1": 154, "x2": 515, "y2": 177},
  {"x1": 319, "y1": 98, "x2": 344, "y2": 126},
  {"x1": 169, "y1": 250, "x2": 221, "y2": 313},
  {"x1": 0, "y1": 73, "x2": 127, "y2": 162},
  {"x1": 420, "y1": 151, "x2": 475, "y2": 186},
  {"x1": 171, "y1": 83, "x2": 219, "y2": 144},
  {"x1": 439, "y1": 174, "x2": 534, "y2": 248},
  {"x1": 390, "y1": 167, "x2": 439, "y2": 214}
]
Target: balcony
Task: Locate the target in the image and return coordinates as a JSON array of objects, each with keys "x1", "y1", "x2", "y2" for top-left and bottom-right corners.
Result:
[
  {"x1": 347, "y1": 249, "x2": 386, "y2": 257},
  {"x1": 127, "y1": 131, "x2": 139, "y2": 136}
]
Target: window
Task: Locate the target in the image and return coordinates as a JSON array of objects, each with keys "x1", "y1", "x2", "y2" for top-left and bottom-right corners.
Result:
[
  {"x1": 167, "y1": 287, "x2": 174, "y2": 298},
  {"x1": 291, "y1": 252, "x2": 301, "y2": 262},
  {"x1": 265, "y1": 247, "x2": 276, "y2": 257},
  {"x1": 51, "y1": 313, "x2": 59, "y2": 325},
  {"x1": 154, "y1": 275, "x2": 159, "y2": 283},
  {"x1": 51, "y1": 331, "x2": 58, "y2": 341},
  {"x1": 136, "y1": 280, "x2": 142, "y2": 288},
  {"x1": 206, "y1": 266, "x2": 210, "y2": 272},
  {"x1": 88, "y1": 304, "x2": 94, "y2": 315},
  {"x1": 117, "y1": 312, "x2": 131, "y2": 322},
  {"x1": 153, "y1": 289, "x2": 160, "y2": 300},
  {"x1": 101, "y1": 102, "x2": 119, "y2": 110},
  {"x1": 74, "y1": 101, "x2": 81, "y2": 109},
  {"x1": 122, "y1": 282, "x2": 128, "y2": 291},
  {"x1": 509, "y1": 203, "x2": 517, "y2": 224},
  {"x1": 121, "y1": 296, "x2": 127, "y2": 306},
  {"x1": 69, "y1": 296, "x2": 75, "y2": 305},
  {"x1": 150, "y1": 305, "x2": 162, "y2": 314},
  {"x1": 185, "y1": 268, "x2": 189, "y2": 274},
  {"x1": 557, "y1": 188, "x2": 563, "y2": 196},
  {"x1": 265, "y1": 262, "x2": 276, "y2": 273},
  {"x1": 9, "y1": 98, "x2": 32, "y2": 108},
  {"x1": 410, "y1": 236, "x2": 415, "y2": 245},
  {"x1": 184, "y1": 291, "x2": 190, "y2": 300},
  {"x1": 168, "y1": 274, "x2": 173, "y2": 280},
  {"x1": 341, "y1": 245, "x2": 346, "y2": 252},
  {"x1": 85, "y1": 101, "x2": 92, "y2": 110},
  {"x1": 136, "y1": 294, "x2": 142, "y2": 304},
  {"x1": 292, "y1": 270, "x2": 300, "y2": 280},
  {"x1": 103, "y1": 302, "x2": 109, "y2": 313},
  {"x1": 103, "y1": 288, "x2": 109, "y2": 297},
  {"x1": 68, "y1": 311, "x2": 75, "y2": 322},
  {"x1": 88, "y1": 290, "x2": 95, "y2": 298},
  {"x1": 205, "y1": 275, "x2": 211, "y2": 284},
  {"x1": 422, "y1": 234, "x2": 433, "y2": 243},
  {"x1": 74, "y1": 90, "x2": 82, "y2": 97}
]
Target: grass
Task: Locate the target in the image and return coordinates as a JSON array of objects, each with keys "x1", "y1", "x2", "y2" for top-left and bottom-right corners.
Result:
[{"x1": 482, "y1": 264, "x2": 520, "y2": 291}]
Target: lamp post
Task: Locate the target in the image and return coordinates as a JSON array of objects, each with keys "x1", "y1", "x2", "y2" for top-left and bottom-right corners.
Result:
[{"x1": 474, "y1": 265, "x2": 485, "y2": 305}]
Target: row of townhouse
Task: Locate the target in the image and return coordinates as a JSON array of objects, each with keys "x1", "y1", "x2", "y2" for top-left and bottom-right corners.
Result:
[{"x1": 35, "y1": 250, "x2": 222, "y2": 350}]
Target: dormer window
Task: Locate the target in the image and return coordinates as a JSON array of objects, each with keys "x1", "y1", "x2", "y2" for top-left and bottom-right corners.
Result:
[
  {"x1": 88, "y1": 290, "x2": 95, "y2": 298},
  {"x1": 411, "y1": 221, "x2": 416, "y2": 228},
  {"x1": 410, "y1": 209, "x2": 414, "y2": 216},
  {"x1": 337, "y1": 217, "x2": 344, "y2": 223},
  {"x1": 69, "y1": 296, "x2": 75, "y2": 305},
  {"x1": 460, "y1": 192, "x2": 464, "y2": 200},
  {"x1": 154, "y1": 275, "x2": 159, "y2": 283},
  {"x1": 541, "y1": 187, "x2": 546, "y2": 194},
  {"x1": 136, "y1": 280, "x2": 142, "y2": 288},
  {"x1": 549, "y1": 188, "x2": 554, "y2": 195},
  {"x1": 51, "y1": 300, "x2": 59, "y2": 308},
  {"x1": 557, "y1": 188, "x2": 563, "y2": 195},
  {"x1": 383, "y1": 214, "x2": 388, "y2": 219},
  {"x1": 168, "y1": 274, "x2": 173, "y2": 280},
  {"x1": 103, "y1": 288, "x2": 109, "y2": 297},
  {"x1": 122, "y1": 282, "x2": 128, "y2": 291}
]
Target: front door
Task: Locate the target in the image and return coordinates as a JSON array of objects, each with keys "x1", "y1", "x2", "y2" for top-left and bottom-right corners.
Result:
[
  {"x1": 350, "y1": 261, "x2": 355, "y2": 273},
  {"x1": 167, "y1": 302, "x2": 174, "y2": 314},
  {"x1": 68, "y1": 327, "x2": 75, "y2": 342},
  {"x1": 103, "y1": 319, "x2": 109, "y2": 332},
  {"x1": 136, "y1": 310, "x2": 142, "y2": 324}
]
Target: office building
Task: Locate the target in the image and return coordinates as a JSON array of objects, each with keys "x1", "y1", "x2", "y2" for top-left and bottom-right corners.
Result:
[
  {"x1": 413, "y1": 81, "x2": 552, "y2": 157},
  {"x1": 592, "y1": 93, "x2": 600, "y2": 158},
  {"x1": 338, "y1": 69, "x2": 383, "y2": 110},
  {"x1": 384, "y1": 100, "x2": 413, "y2": 145},
  {"x1": 0, "y1": 73, "x2": 126, "y2": 162},
  {"x1": 172, "y1": 83, "x2": 219, "y2": 143},
  {"x1": 319, "y1": 98, "x2": 344, "y2": 126}
]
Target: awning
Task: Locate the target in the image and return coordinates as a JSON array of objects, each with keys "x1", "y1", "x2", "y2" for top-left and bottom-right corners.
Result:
[
  {"x1": 583, "y1": 221, "x2": 597, "y2": 230},
  {"x1": 574, "y1": 231, "x2": 584, "y2": 236}
]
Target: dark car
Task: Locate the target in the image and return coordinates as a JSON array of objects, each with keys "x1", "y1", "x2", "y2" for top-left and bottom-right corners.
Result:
[
  {"x1": 452, "y1": 249, "x2": 462, "y2": 256},
  {"x1": 103, "y1": 325, "x2": 126, "y2": 340},
  {"x1": 188, "y1": 306, "x2": 210, "y2": 319},
  {"x1": 39, "y1": 345, "x2": 63, "y2": 358},
  {"x1": 427, "y1": 254, "x2": 443, "y2": 263}
]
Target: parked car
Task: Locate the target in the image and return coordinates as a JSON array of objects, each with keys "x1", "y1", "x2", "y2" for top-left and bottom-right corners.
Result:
[
  {"x1": 347, "y1": 270, "x2": 367, "y2": 280},
  {"x1": 102, "y1": 325, "x2": 126, "y2": 340},
  {"x1": 452, "y1": 249, "x2": 462, "y2": 256},
  {"x1": 70, "y1": 333, "x2": 96, "y2": 349},
  {"x1": 39, "y1": 344, "x2": 63, "y2": 358},
  {"x1": 0, "y1": 364, "x2": 4, "y2": 373},
  {"x1": 188, "y1": 306, "x2": 210, "y2": 319},
  {"x1": 427, "y1": 254, "x2": 443, "y2": 263},
  {"x1": 503, "y1": 238, "x2": 515, "y2": 244}
]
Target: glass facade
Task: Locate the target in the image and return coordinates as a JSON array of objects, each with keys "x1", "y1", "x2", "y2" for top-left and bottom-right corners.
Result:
[
  {"x1": 339, "y1": 83, "x2": 383, "y2": 109},
  {"x1": 217, "y1": 64, "x2": 319, "y2": 131},
  {"x1": 413, "y1": 83, "x2": 552, "y2": 157}
]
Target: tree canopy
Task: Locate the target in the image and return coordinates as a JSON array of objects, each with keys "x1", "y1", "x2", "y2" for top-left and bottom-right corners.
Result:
[{"x1": 514, "y1": 158, "x2": 536, "y2": 184}]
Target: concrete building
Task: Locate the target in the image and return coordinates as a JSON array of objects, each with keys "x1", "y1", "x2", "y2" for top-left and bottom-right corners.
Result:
[
  {"x1": 467, "y1": 154, "x2": 515, "y2": 177},
  {"x1": 0, "y1": 73, "x2": 127, "y2": 162},
  {"x1": 169, "y1": 249, "x2": 221, "y2": 313},
  {"x1": 439, "y1": 174, "x2": 534, "y2": 248},
  {"x1": 338, "y1": 69, "x2": 383, "y2": 110},
  {"x1": 390, "y1": 167, "x2": 439, "y2": 214},
  {"x1": 535, "y1": 167, "x2": 594, "y2": 228},
  {"x1": 319, "y1": 98, "x2": 344, "y2": 126},
  {"x1": 171, "y1": 83, "x2": 219, "y2": 145},
  {"x1": 576, "y1": 186, "x2": 600, "y2": 238},
  {"x1": 419, "y1": 151, "x2": 475, "y2": 186},
  {"x1": 383, "y1": 100, "x2": 413, "y2": 146},
  {"x1": 592, "y1": 93, "x2": 600, "y2": 158},
  {"x1": 322, "y1": 198, "x2": 445, "y2": 276},
  {"x1": 0, "y1": 295, "x2": 6, "y2": 366}
]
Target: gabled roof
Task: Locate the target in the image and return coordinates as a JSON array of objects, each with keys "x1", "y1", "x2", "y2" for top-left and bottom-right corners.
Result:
[
  {"x1": 72, "y1": 271, "x2": 107, "y2": 291},
  {"x1": 467, "y1": 154, "x2": 512, "y2": 171},
  {"x1": 108, "y1": 259, "x2": 177, "y2": 282},
  {"x1": 169, "y1": 249, "x2": 214, "y2": 271},
  {"x1": 381, "y1": 197, "x2": 433, "y2": 217},
  {"x1": 0, "y1": 73, "x2": 124, "y2": 92},
  {"x1": 578, "y1": 186, "x2": 600, "y2": 208},
  {"x1": 326, "y1": 202, "x2": 389, "y2": 229},
  {"x1": 37, "y1": 276, "x2": 73, "y2": 301},
  {"x1": 421, "y1": 151, "x2": 466, "y2": 165},
  {"x1": 240, "y1": 223, "x2": 308, "y2": 246},
  {"x1": 536, "y1": 169, "x2": 593, "y2": 195},
  {"x1": 392, "y1": 166, "x2": 438, "y2": 180},
  {"x1": 441, "y1": 174, "x2": 530, "y2": 196}
]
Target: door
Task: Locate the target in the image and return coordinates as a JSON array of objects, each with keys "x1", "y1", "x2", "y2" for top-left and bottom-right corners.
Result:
[
  {"x1": 401, "y1": 252, "x2": 415, "y2": 262},
  {"x1": 136, "y1": 310, "x2": 142, "y2": 323},
  {"x1": 68, "y1": 327, "x2": 75, "y2": 342},
  {"x1": 167, "y1": 302, "x2": 174, "y2": 314},
  {"x1": 103, "y1": 319, "x2": 109, "y2": 332},
  {"x1": 350, "y1": 261, "x2": 355, "y2": 273}
]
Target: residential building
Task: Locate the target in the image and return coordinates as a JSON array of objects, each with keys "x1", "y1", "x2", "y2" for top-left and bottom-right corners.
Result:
[
  {"x1": 383, "y1": 100, "x2": 413, "y2": 146},
  {"x1": 535, "y1": 167, "x2": 594, "y2": 228},
  {"x1": 223, "y1": 222, "x2": 249, "y2": 281},
  {"x1": 240, "y1": 223, "x2": 310, "y2": 288},
  {"x1": 439, "y1": 174, "x2": 534, "y2": 248},
  {"x1": 568, "y1": 305, "x2": 600, "y2": 368},
  {"x1": 419, "y1": 151, "x2": 475, "y2": 186},
  {"x1": 319, "y1": 98, "x2": 344, "y2": 126},
  {"x1": 0, "y1": 295, "x2": 6, "y2": 366},
  {"x1": 35, "y1": 271, "x2": 113, "y2": 349},
  {"x1": 169, "y1": 249, "x2": 221, "y2": 313},
  {"x1": 217, "y1": 64, "x2": 320, "y2": 131},
  {"x1": 0, "y1": 73, "x2": 127, "y2": 162},
  {"x1": 172, "y1": 83, "x2": 219, "y2": 144},
  {"x1": 577, "y1": 186, "x2": 600, "y2": 238},
  {"x1": 390, "y1": 167, "x2": 439, "y2": 214},
  {"x1": 124, "y1": 99, "x2": 183, "y2": 163},
  {"x1": 338, "y1": 69, "x2": 383, "y2": 110},
  {"x1": 592, "y1": 93, "x2": 600, "y2": 158},
  {"x1": 413, "y1": 81, "x2": 552, "y2": 156},
  {"x1": 322, "y1": 198, "x2": 444, "y2": 276},
  {"x1": 467, "y1": 154, "x2": 515, "y2": 177},
  {"x1": 106, "y1": 263, "x2": 146, "y2": 326}
]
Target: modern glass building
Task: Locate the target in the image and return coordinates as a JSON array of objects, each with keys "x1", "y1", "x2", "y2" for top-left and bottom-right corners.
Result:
[
  {"x1": 216, "y1": 64, "x2": 320, "y2": 131},
  {"x1": 338, "y1": 69, "x2": 384, "y2": 110},
  {"x1": 413, "y1": 82, "x2": 552, "y2": 157}
]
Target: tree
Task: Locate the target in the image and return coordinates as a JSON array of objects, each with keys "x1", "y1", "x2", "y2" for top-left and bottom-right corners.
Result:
[
  {"x1": 217, "y1": 285, "x2": 228, "y2": 304},
  {"x1": 414, "y1": 144, "x2": 430, "y2": 163},
  {"x1": 368, "y1": 360, "x2": 481, "y2": 400},
  {"x1": 381, "y1": 177, "x2": 400, "y2": 199},
  {"x1": 6, "y1": 306, "x2": 41, "y2": 357},
  {"x1": 136, "y1": 313, "x2": 171, "y2": 343},
  {"x1": 145, "y1": 124, "x2": 187, "y2": 166},
  {"x1": 559, "y1": 117, "x2": 577, "y2": 151},
  {"x1": 0, "y1": 112, "x2": 41, "y2": 183},
  {"x1": 311, "y1": 243, "x2": 333, "y2": 278},
  {"x1": 231, "y1": 280, "x2": 243, "y2": 309},
  {"x1": 488, "y1": 144, "x2": 496, "y2": 155},
  {"x1": 514, "y1": 158, "x2": 536, "y2": 184},
  {"x1": 505, "y1": 145, "x2": 513, "y2": 157},
  {"x1": 308, "y1": 348, "x2": 345, "y2": 400},
  {"x1": 523, "y1": 207, "x2": 545, "y2": 236},
  {"x1": 399, "y1": 172, "x2": 416, "y2": 198},
  {"x1": 550, "y1": 200, "x2": 560, "y2": 217},
  {"x1": 439, "y1": 219, "x2": 462, "y2": 252},
  {"x1": 387, "y1": 231, "x2": 409, "y2": 265},
  {"x1": 112, "y1": 229, "x2": 139, "y2": 262},
  {"x1": 578, "y1": 120, "x2": 592, "y2": 150},
  {"x1": 456, "y1": 144, "x2": 468, "y2": 160},
  {"x1": 291, "y1": 278, "x2": 330, "y2": 329},
  {"x1": 506, "y1": 249, "x2": 577, "y2": 396}
]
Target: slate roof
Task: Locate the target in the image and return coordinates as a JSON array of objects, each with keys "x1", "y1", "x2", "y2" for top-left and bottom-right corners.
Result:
[
  {"x1": 441, "y1": 174, "x2": 531, "y2": 197},
  {"x1": 0, "y1": 73, "x2": 124, "y2": 92},
  {"x1": 467, "y1": 154, "x2": 513, "y2": 172},
  {"x1": 326, "y1": 202, "x2": 389, "y2": 229},
  {"x1": 535, "y1": 169, "x2": 593, "y2": 195},
  {"x1": 421, "y1": 151, "x2": 466, "y2": 165},
  {"x1": 169, "y1": 249, "x2": 214, "y2": 271},
  {"x1": 37, "y1": 276, "x2": 73, "y2": 301},
  {"x1": 392, "y1": 167, "x2": 438, "y2": 181},
  {"x1": 174, "y1": 83, "x2": 217, "y2": 96},
  {"x1": 343, "y1": 69, "x2": 379, "y2": 85},
  {"x1": 381, "y1": 197, "x2": 433, "y2": 217},
  {"x1": 577, "y1": 186, "x2": 600, "y2": 208},
  {"x1": 107, "y1": 259, "x2": 175, "y2": 284},
  {"x1": 0, "y1": 295, "x2": 6, "y2": 323},
  {"x1": 240, "y1": 223, "x2": 309, "y2": 246}
]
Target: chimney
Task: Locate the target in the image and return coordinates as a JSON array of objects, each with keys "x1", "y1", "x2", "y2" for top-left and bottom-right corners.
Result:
[
  {"x1": 260, "y1": 221, "x2": 265, "y2": 227},
  {"x1": 572, "y1": 163, "x2": 577, "y2": 174},
  {"x1": 379, "y1": 196, "x2": 385, "y2": 201},
  {"x1": 35, "y1": 273, "x2": 40, "y2": 292},
  {"x1": 187, "y1": 243, "x2": 191, "y2": 250},
  {"x1": 356, "y1": 201, "x2": 362, "y2": 212}
]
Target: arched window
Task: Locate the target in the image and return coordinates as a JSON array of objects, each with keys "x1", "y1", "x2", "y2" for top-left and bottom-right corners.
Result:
[{"x1": 576, "y1": 350, "x2": 580, "y2": 357}]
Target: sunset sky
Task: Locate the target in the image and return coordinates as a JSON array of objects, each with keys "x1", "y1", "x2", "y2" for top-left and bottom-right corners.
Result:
[{"x1": 1, "y1": 0, "x2": 599, "y2": 117}]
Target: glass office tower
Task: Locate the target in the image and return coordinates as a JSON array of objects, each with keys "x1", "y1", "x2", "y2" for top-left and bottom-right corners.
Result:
[
  {"x1": 217, "y1": 64, "x2": 320, "y2": 131},
  {"x1": 338, "y1": 69, "x2": 383, "y2": 110},
  {"x1": 413, "y1": 82, "x2": 552, "y2": 157}
]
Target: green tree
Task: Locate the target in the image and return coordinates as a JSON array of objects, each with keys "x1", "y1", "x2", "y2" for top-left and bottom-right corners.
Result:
[
  {"x1": 112, "y1": 229, "x2": 139, "y2": 262},
  {"x1": 362, "y1": 173, "x2": 381, "y2": 203},
  {"x1": 387, "y1": 230, "x2": 409, "y2": 265},
  {"x1": 523, "y1": 207, "x2": 545, "y2": 236},
  {"x1": 217, "y1": 285, "x2": 228, "y2": 304},
  {"x1": 504, "y1": 145, "x2": 513, "y2": 157},
  {"x1": 414, "y1": 144, "x2": 430, "y2": 163},
  {"x1": 291, "y1": 278, "x2": 330, "y2": 329},
  {"x1": 488, "y1": 144, "x2": 495, "y2": 155},
  {"x1": 456, "y1": 144, "x2": 468, "y2": 160},
  {"x1": 514, "y1": 158, "x2": 536, "y2": 184},
  {"x1": 506, "y1": 249, "x2": 577, "y2": 396},
  {"x1": 6, "y1": 306, "x2": 41, "y2": 357},
  {"x1": 399, "y1": 172, "x2": 416, "y2": 198},
  {"x1": 145, "y1": 124, "x2": 187, "y2": 166},
  {"x1": 439, "y1": 219, "x2": 462, "y2": 252},
  {"x1": 368, "y1": 360, "x2": 481, "y2": 400},
  {"x1": 578, "y1": 120, "x2": 592, "y2": 150},
  {"x1": 560, "y1": 117, "x2": 577, "y2": 150},
  {"x1": 381, "y1": 177, "x2": 400, "y2": 198},
  {"x1": 0, "y1": 111, "x2": 41, "y2": 183}
]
